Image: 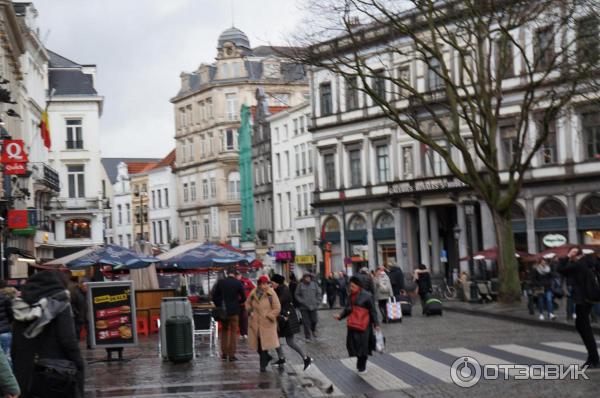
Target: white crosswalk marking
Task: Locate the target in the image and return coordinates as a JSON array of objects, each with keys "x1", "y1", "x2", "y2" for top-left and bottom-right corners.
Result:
[
  {"x1": 441, "y1": 347, "x2": 531, "y2": 378},
  {"x1": 492, "y1": 344, "x2": 581, "y2": 366},
  {"x1": 340, "y1": 357, "x2": 412, "y2": 390},
  {"x1": 541, "y1": 342, "x2": 587, "y2": 353},
  {"x1": 291, "y1": 363, "x2": 344, "y2": 397},
  {"x1": 390, "y1": 351, "x2": 453, "y2": 383}
]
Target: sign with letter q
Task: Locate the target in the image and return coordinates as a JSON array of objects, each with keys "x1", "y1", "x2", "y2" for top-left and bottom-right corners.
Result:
[{"x1": 1, "y1": 140, "x2": 28, "y2": 163}]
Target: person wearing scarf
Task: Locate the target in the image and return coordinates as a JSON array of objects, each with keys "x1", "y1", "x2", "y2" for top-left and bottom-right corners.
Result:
[
  {"x1": 11, "y1": 271, "x2": 84, "y2": 397},
  {"x1": 530, "y1": 260, "x2": 556, "y2": 321},
  {"x1": 334, "y1": 276, "x2": 380, "y2": 373},
  {"x1": 245, "y1": 275, "x2": 281, "y2": 372}
]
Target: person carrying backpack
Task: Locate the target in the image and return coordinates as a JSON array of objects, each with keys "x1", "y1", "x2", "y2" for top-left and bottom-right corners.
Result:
[{"x1": 557, "y1": 247, "x2": 600, "y2": 369}]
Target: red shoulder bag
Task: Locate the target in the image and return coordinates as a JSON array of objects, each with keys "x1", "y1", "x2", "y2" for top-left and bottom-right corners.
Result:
[{"x1": 346, "y1": 305, "x2": 370, "y2": 331}]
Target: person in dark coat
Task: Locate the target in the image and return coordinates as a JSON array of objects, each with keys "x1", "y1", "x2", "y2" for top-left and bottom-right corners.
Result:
[
  {"x1": 337, "y1": 272, "x2": 348, "y2": 307},
  {"x1": 67, "y1": 277, "x2": 87, "y2": 341},
  {"x1": 212, "y1": 268, "x2": 247, "y2": 361},
  {"x1": 414, "y1": 264, "x2": 432, "y2": 314},
  {"x1": 12, "y1": 270, "x2": 84, "y2": 397},
  {"x1": 357, "y1": 267, "x2": 374, "y2": 294},
  {"x1": 334, "y1": 276, "x2": 380, "y2": 373},
  {"x1": 557, "y1": 247, "x2": 600, "y2": 368},
  {"x1": 0, "y1": 281, "x2": 13, "y2": 364},
  {"x1": 324, "y1": 274, "x2": 338, "y2": 309},
  {"x1": 288, "y1": 273, "x2": 298, "y2": 306},
  {"x1": 271, "y1": 274, "x2": 312, "y2": 371},
  {"x1": 388, "y1": 263, "x2": 405, "y2": 298},
  {"x1": 530, "y1": 260, "x2": 556, "y2": 321}
]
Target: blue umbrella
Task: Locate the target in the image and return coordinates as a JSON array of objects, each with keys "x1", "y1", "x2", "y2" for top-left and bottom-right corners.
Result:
[
  {"x1": 158, "y1": 243, "x2": 251, "y2": 270},
  {"x1": 66, "y1": 244, "x2": 160, "y2": 270}
]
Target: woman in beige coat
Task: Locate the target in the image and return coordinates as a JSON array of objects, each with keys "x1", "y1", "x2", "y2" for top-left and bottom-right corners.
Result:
[{"x1": 246, "y1": 275, "x2": 281, "y2": 372}]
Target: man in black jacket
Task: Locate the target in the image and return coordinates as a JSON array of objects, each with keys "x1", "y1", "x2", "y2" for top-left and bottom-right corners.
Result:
[
  {"x1": 557, "y1": 247, "x2": 600, "y2": 368},
  {"x1": 212, "y1": 268, "x2": 246, "y2": 361},
  {"x1": 388, "y1": 263, "x2": 405, "y2": 298}
]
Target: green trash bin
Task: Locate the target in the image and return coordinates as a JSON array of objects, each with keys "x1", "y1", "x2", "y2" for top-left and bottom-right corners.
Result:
[{"x1": 165, "y1": 316, "x2": 193, "y2": 363}]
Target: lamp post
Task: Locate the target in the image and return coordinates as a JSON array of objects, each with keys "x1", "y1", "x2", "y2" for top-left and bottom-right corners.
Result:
[
  {"x1": 465, "y1": 203, "x2": 475, "y2": 278},
  {"x1": 453, "y1": 224, "x2": 461, "y2": 283}
]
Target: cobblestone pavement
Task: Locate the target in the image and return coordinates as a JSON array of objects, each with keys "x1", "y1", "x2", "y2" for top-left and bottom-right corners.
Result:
[{"x1": 84, "y1": 307, "x2": 600, "y2": 397}]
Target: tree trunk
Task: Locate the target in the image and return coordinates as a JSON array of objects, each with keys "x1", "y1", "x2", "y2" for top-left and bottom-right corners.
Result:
[{"x1": 491, "y1": 209, "x2": 522, "y2": 302}]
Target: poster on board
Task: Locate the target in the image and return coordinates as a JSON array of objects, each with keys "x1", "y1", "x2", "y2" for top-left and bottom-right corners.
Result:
[{"x1": 86, "y1": 281, "x2": 138, "y2": 348}]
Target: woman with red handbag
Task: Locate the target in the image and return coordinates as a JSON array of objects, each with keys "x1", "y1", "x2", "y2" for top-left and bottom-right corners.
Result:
[{"x1": 333, "y1": 276, "x2": 380, "y2": 373}]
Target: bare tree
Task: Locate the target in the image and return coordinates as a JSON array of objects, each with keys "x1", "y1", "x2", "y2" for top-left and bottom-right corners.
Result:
[{"x1": 291, "y1": 0, "x2": 600, "y2": 301}]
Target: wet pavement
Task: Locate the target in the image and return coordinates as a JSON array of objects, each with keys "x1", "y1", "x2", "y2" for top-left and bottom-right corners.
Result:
[{"x1": 84, "y1": 308, "x2": 600, "y2": 397}]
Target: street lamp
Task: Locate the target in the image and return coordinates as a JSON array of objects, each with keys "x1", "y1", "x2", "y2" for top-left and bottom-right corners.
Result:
[
  {"x1": 465, "y1": 203, "x2": 475, "y2": 279},
  {"x1": 453, "y1": 225, "x2": 461, "y2": 283}
]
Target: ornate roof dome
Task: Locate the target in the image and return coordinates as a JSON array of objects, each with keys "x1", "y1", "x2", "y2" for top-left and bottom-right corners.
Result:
[{"x1": 217, "y1": 26, "x2": 251, "y2": 49}]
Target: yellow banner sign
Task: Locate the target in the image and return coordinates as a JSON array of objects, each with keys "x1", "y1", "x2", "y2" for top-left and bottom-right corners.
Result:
[{"x1": 295, "y1": 255, "x2": 316, "y2": 265}]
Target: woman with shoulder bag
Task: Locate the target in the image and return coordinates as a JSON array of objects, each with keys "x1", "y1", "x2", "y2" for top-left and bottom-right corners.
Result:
[
  {"x1": 12, "y1": 271, "x2": 84, "y2": 398},
  {"x1": 333, "y1": 276, "x2": 380, "y2": 373},
  {"x1": 245, "y1": 275, "x2": 281, "y2": 372},
  {"x1": 270, "y1": 274, "x2": 312, "y2": 371}
]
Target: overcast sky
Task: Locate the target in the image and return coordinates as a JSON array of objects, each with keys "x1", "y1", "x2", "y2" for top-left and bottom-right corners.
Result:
[{"x1": 33, "y1": 0, "x2": 304, "y2": 159}]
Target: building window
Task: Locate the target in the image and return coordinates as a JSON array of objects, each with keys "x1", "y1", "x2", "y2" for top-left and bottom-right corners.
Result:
[
  {"x1": 229, "y1": 212, "x2": 241, "y2": 235},
  {"x1": 152, "y1": 222, "x2": 157, "y2": 244},
  {"x1": 225, "y1": 129, "x2": 235, "y2": 150},
  {"x1": 192, "y1": 219, "x2": 198, "y2": 239},
  {"x1": 376, "y1": 212, "x2": 394, "y2": 229},
  {"x1": 210, "y1": 177, "x2": 216, "y2": 198},
  {"x1": 582, "y1": 111, "x2": 600, "y2": 160},
  {"x1": 190, "y1": 181, "x2": 197, "y2": 201},
  {"x1": 151, "y1": 191, "x2": 156, "y2": 209},
  {"x1": 67, "y1": 165, "x2": 85, "y2": 198},
  {"x1": 303, "y1": 185, "x2": 309, "y2": 216},
  {"x1": 537, "y1": 198, "x2": 566, "y2": 218},
  {"x1": 427, "y1": 57, "x2": 444, "y2": 91},
  {"x1": 117, "y1": 204, "x2": 122, "y2": 225},
  {"x1": 157, "y1": 190, "x2": 162, "y2": 208},
  {"x1": 275, "y1": 153, "x2": 281, "y2": 180},
  {"x1": 500, "y1": 123, "x2": 518, "y2": 167},
  {"x1": 65, "y1": 219, "x2": 91, "y2": 239},
  {"x1": 118, "y1": 235, "x2": 123, "y2": 247},
  {"x1": 203, "y1": 218, "x2": 210, "y2": 241},
  {"x1": 320, "y1": 82, "x2": 332, "y2": 116},
  {"x1": 296, "y1": 187, "x2": 302, "y2": 217},
  {"x1": 183, "y1": 183, "x2": 189, "y2": 202},
  {"x1": 376, "y1": 145, "x2": 390, "y2": 183},
  {"x1": 324, "y1": 217, "x2": 340, "y2": 232},
  {"x1": 165, "y1": 220, "x2": 171, "y2": 242},
  {"x1": 372, "y1": 69, "x2": 386, "y2": 99},
  {"x1": 164, "y1": 188, "x2": 169, "y2": 207},
  {"x1": 126, "y1": 234, "x2": 132, "y2": 248},
  {"x1": 202, "y1": 179, "x2": 209, "y2": 199},
  {"x1": 535, "y1": 26, "x2": 554, "y2": 70},
  {"x1": 300, "y1": 116, "x2": 306, "y2": 133},
  {"x1": 348, "y1": 215, "x2": 367, "y2": 230},
  {"x1": 287, "y1": 192, "x2": 292, "y2": 228},
  {"x1": 66, "y1": 119, "x2": 83, "y2": 149},
  {"x1": 228, "y1": 172, "x2": 240, "y2": 200},
  {"x1": 158, "y1": 220, "x2": 164, "y2": 244},
  {"x1": 577, "y1": 16, "x2": 599, "y2": 64},
  {"x1": 184, "y1": 221, "x2": 190, "y2": 240},
  {"x1": 345, "y1": 77, "x2": 358, "y2": 111},
  {"x1": 402, "y1": 146, "x2": 413, "y2": 179},
  {"x1": 495, "y1": 36, "x2": 514, "y2": 78},
  {"x1": 349, "y1": 149, "x2": 362, "y2": 187},
  {"x1": 323, "y1": 153, "x2": 336, "y2": 190},
  {"x1": 293, "y1": 118, "x2": 298, "y2": 136},
  {"x1": 125, "y1": 203, "x2": 131, "y2": 224},
  {"x1": 537, "y1": 115, "x2": 557, "y2": 165},
  {"x1": 226, "y1": 93, "x2": 237, "y2": 121}
]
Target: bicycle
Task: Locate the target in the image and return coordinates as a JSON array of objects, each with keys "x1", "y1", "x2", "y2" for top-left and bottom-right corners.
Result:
[{"x1": 432, "y1": 279, "x2": 457, "y2": 300}]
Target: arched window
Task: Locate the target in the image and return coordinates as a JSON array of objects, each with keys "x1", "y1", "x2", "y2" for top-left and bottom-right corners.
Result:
[
  {"x1": 376, "y1": 212, "x2": 394, "y2": 229},
  {"x1": 323, "y1": 217, "x2": 340, "y2": 232},
  {"x1": 580, "y1": 195, "x2": 600, "y2": 215},
  {"x1": 227, "y1": 171, "x2": 240, "y2": 200},
  {"x1": 510, "y1": 203, "x2": 526, "y2": 220},
  {"x1": 221, "y1": 63, "x2": 229, "y2": 79},
  {"x1": 536, "y1": 198, "x2": 566, "y2": 219},
  {"x1": 348, "y1": 215, "x2": 367, "y2": 230},
  {"x1": 65, "y1": 219, "x2": 91, "y2": 239}
]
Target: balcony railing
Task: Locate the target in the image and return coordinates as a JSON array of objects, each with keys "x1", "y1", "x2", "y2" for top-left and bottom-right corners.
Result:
[
  {"x1": 66, "y1": 140, "x2": 84, "y2": 149},
  {"x1": 31, "y1": 163, "x2": 60, "y2": 192}
]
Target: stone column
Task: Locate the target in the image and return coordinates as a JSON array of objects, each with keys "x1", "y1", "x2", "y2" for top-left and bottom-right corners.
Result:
[
  {"x1": 567, "y1": 194, "x2": 578, "y2": 244},
  {"x1": 390, "y1": 129, "x2": 399, "y2": 181},
  {"x1": 456, "y1": 203, "x2": 468, "y2": 274},
  {"x1": 525, "y1": 197, "x2": 536, "y2": 253},
  {"x1": 429, "y1": 209, "x2": 441, "y2": 276},
  {"x1": 394, "y1": 207, "x2": 405, "y2": 270},
  {"x1": 418, "y1": 206, "x2": 430, "y2": 267},
  {"x1": 336, "y1": 140, "x2": 344, "y2": 189},
  {"x1": 363, "y1": 136, "x2": 371, "y2": 186},
  {"x1": 366, "y1": 211, "x2": 376, "y2": 269},
  {"x1": 339, "y1": 214, "x2": 347, "y2": 268},
  {"x1": 479, "y1": 200, "x2": 496, "y2": 248}
]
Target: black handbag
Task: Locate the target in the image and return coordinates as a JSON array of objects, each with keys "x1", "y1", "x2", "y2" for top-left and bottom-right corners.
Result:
[
  {"x1": 30, "y1": 358, "x2": 78, "y2": 398},
  {"x1": 211, "y1": 302, "x2": 227, "y2": 322}
]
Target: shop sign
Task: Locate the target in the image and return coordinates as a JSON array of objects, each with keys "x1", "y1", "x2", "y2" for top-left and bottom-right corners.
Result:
[
  {"x1": 86, "y1": 281, "x2": 138, "y2": 348},
  {"x1": 1, "y1": 140, "x2": 28, "y2": 175},
  {"x1": 295, "y1": 255, "x2": 315, "y2": 265},
  {"x1": 7, "y1": 210, "x2": 28, "y2": 229},
  {"x1": 542, "y1": 234, "x2": 567, "y2": 248},
  {"x1": 388, "y1": 177, "x2": 466, "y2": 195},
  {"x1": 275, "y1": 251, "x2": 293, "y2": 261}
]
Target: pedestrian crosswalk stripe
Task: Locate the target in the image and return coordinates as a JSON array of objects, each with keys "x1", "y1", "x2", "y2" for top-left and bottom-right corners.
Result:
[
  {"x1": 340, "y1": 357, "x2": 412, "y2": 390},
  {"x1": 491, "y1": 344, "x2": 581, "y2": 366},
  {"x1": 291, "y1": 363, "x2": 344, "y2": 397},
  {"x1": 390, "y1": 352, "x2": 453, "y2": 383},
  {"x1": 440, "y1": 347, "x2": 534, "y2": 378},
  {"x1": 541, "y1": 341, "x2": 588, "y2": 354}
]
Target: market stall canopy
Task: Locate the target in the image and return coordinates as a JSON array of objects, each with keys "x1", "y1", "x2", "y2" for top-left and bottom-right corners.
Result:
[
  {"x1": 537, "y1": 243, "x2": 600, "y2": 259},
  {"x1": 44, "y1": 244, "x2": 160, "y2": 270},
  {"x1": 157, "y1": 242, "x2": 253, "y2": 270},
  {"x1": 460, "y1": 247, "x2": 537, "y2": 262}
]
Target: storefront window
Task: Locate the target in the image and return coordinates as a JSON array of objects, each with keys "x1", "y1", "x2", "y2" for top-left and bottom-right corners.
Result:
[
  {"x1": 324, "y1": 217, "x2": 340, "y2": 232},
  {"x1": 376, "y1": 212, "x2": 394, "y2": 229},
  {"x1": 65, "y1": 219, "x2": 91, "y2": 239},
  {"x1": 536, "y1": 198, "x2": 566, "y2": 218},
  {"x1": 580, "y1": 195, "x2": 600, "y2": 215},
  {"x1": 348, "y1": 215, "x2": 366, "y2": 230},
  {"x1": 580, "y1": 195, "x2": 600, "y2": 244}
]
